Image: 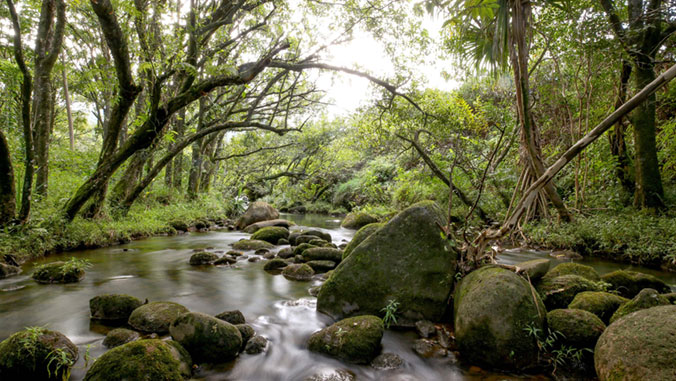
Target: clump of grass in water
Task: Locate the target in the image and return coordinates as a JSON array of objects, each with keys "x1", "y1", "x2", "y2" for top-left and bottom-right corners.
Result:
[{"x1": 381, "y1": 299, "x2": 400, "y2": 329}]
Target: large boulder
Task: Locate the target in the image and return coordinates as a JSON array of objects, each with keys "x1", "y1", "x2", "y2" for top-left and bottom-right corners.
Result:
[
  {"x1": 609, "y1": 288, "x2": 671, "y2": 323},
  {"x1": 543, "y1": 262, "x2": 600, "y2": 281},
  {"x1": 600, "y1": 270, "x2": 670, "y2": 298},
  {"x1": 595, "y1": 305, "x2": 676, "y2": 380},
  {"x1": 0, "y1": 328, "x2": 78, "y2": 380},
  {"x1": 231, "y1": 239, "x2": 274, "y2": 251},
  {"x1": 84, "y1": 339, "x2": 191, "y2": 380},
  {"x1": 235, "y1": 201, "x2": 279, "y2": 230},
  {"x1": 32, "y1": 261, "x2": 85, "y2": 284},
  {"x1": 243, "y1": 219, "x2": 294, "y2": 233},
  {"x1": 90, "y1": 294, "x2": 143, "y2": 321},
  {"x1": 302, "y1": 247, "x2": 342, "y2": 263},
  {"x1": 308, "y1": 315, "x2": 384, "y2": 364},
  {"x1": 250, "y1": 226, "x2": 289, "y2": 244},
  {"x1": 128, "y1": 301, "x2": 189, "y2": 333},
  {"x1": 341, "y1": 212, "x2": 378, "y2": 229},
  {"x1": 546, "y1": 309, "x2": 606, "y2": 349},
  {"x1": 342, "y1": 223, "x2": 383, "y2": 260},
  {"x1": 536, "y1": 274, "x2": 604, "y2": 310},
  {"x1": 169, "y1": 312, "x2": 242, "y2": 363},
  {"x1": 454, "y1": 266, "x2": 546, "y2": 370},
  {"x1": 568, "y1": 291, "x2": 629, "y2": 324},
  {"x1": 318, "y1": 201, "x2": 457, "y2": 322}
]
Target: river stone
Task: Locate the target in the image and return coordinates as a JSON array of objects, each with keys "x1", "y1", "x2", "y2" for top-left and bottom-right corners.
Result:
[
  {"x1": 189, "y1": 252, "x2": 218, "y2": 265},
  {"x1": 536, "y1": 274, "x2": 604, "y2": 310},
  {"x1": 248, "y1": 256, "x2": 260, "y2": 262},
  {"x1": 454, "y1": 266, "x2": 545, "y2": 370},
  {"x1": 543, "y1": 262, "x2": 600, "y2": 281},
  {"x1": 243, "y1": 219, "x2": 294, "y2": 233},
  {"x1": 341, "y1": 212, "x2": 378, "y2": 229},
  {"x1": 169, "y1": 312, "x2": 242, "y2": 363},
  {"x1": 309, "y1": 286, "x2": 322, "y2": 296},
  {"x1": 308, "y1": 315, "x2": 384, "y2": 364},
  {"x1": 90, "y1": 294, "x2": 143, "y2": 321},
  {"x1": 231, "y1": 239, "x2": 274, "y2": 251},
  {"x1": 227, "y1": 250, "x2": 244, "y2": 257},
  {"x1": 515, "y1": 258, "x2": 550, "y2": 280},
  {"x1": 102, "y1": 328, "x2": 140, "y2": 348},
  {"x1": 278, "y1": 238, "x2": 289, "y2": 245},
  {"x1": 215, "y1": 310, "x2": 246, "y2": 325},
  {"x1": 318, "y1": 201, "x2": 457, "y2": 322},
  {"x1": 342, "y1": 223, "x2": 383, "y2": 260},
  {"x1": 128, "y1": 301, "x2": 189, "y2": 333},
  {"x1": 251, "y1": 226, "x2": 290, "y2": 244},
  {"x1": 0, "y1": 328, "x2": 78, "y2": 380},
  {"x1": 302, "y1": 248, "x2": 342, "y2": 263},
  {"x1": 235, "y1": 201, "x2": 279, "y2": 230},
  {"x1": 595, "y1": 305, "x2": 676, "y2": 380},
  {"x1": 371, "y1": 352, "x2": 404, "y2": 370},
  {"x1": 547, "y1": 309, "x2": 606, "y2": 349},
  {"x1": 412, "y1": 338, "x2": 447, "y2": 358},
  {"x1": 214, "y1": 256, "x2": 236, "y2": 265},
  {"x1": 32, "y1": 261, "x2": 85, "y2": 284},
  {"x1": 0, "y1": 263, "x2": 21, "y2": 278},
  {"x1": 236, "y1": 324, "x2": 255, "y2": 349},
  {"x1": 290, "y1": 229, "x2": 332, "y2": 245},
  {"x1": 609, "y1": 288, "x2": 671, "y2": 323},
  {"x1": 83, "y1": 339, "x2": 191, "y2": 381},
  {"x1": 296, "y1": 235, "x2": 324, "y2": 245},
  {"x1": 309, "y1": 238, "x2": 330, "y2": 246},
  {"x1": 244, "y1": 335, "x2": 268, "y2": 354},
  {"x1": 305, "y1": 369, "x2": 355, "y2": 381},
  {"x1": 277, "y1": 247, "x2": 294, "y2": 259},
  {"x1": 568, "y1": 291, "x2": 629, "y2": 324},
  {"x1": 294, "y1": 255, "x2": 305, "y2": 263},
  {"x1": 306, "y1": 260, "x2": 336, "y2": 273},
  {"x1": 600, "y1": 270, "x2": 671, "y2": 298},
  {"x1": 282, "y1": 263, "x2": 314, "y2": 281},
  {"x1": 294, "y1": 243, "x2": 317, "y2": 256},
  {"x1": 415, "y1": 320, "x2": 436, "y2": 338},
  {"x1": 263, "y1": 258, "x2": 288, "y2": 271}
]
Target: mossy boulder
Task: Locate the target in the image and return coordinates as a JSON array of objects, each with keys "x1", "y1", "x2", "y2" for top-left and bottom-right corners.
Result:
[
  {"x1": 609, "y1": 288, "x2": 671, "y2": 323},
  {"x1": 235, "y1": 201, "x2": 279, "y2": 230},
  {"x1": 263, "y1": 258, "x2": 288, "y2": 271},
  {"x1": 289, "y1": 229, "x2": 332, "y2": 244},
  {"x1": 0, "y1": 328, "x2": 78, "y2": 380},
  {"x1": 169, "y1": 312, "x2": 242, "y2": 363},
  {"x1": 189, "y1": 252, "x2": 218, "y2": 265},
  {"x1": 342, "y1": 223, "x2": 383, "y2": 261},
  {"x1": 282, "y1": 263, "x2": 314, "y2": 281},
  {"x1": 90, "y1": 294, "x2": 143, "y2": 321},
  {"x1": 309, "y1": 238, "x2": 329, "y2": 246},
  {"x1": 231, "y1": 239, "x2": 274, "y2": 251},
  {"x1": 251, "y1": 226, "x2": 290, "y2": 244},
  {"x1": 595, "y1": 305, "x2": 676, "y2": 380},
  {"x1": 308, "y1": 315, "x2": 384, "y2": 364},
  {"x1": 536, "y1": 274, "x2": 604, "y2": 310},
  {"x1": 84, "y1": 339, "x2": 191, "y2": 381},
  {"x1": 296, "y1": 235, "x2": 324, "y2": 245},
  {"x1": 306, "y1": 260, "x2": 336, "y2": 273},
  {"x1": 215, "y1": 310, "x2": 245, "y2": 325},
  {"x1": 243, "y1": 219, "x2": 294, "y2": 233},
  {"x1": 236, "y1": 324, "x2": 255, "y2": 349},
  {"x1": 244, "y1": 335, "x2": 268, "y2": 354},
  {"x1": 600, "y1": 270, "x2": 670, "y2": 298},
  {"x1": 318, "y1": 201, "x2": 457, "y2": 322},
  {"x1": 293, "y1": 243, "x2": 317, "y2": 256},
  {"x1": 277, "y1": 247, "x2": 294, "y2": 259},
  {"x1": 547, "y1": 309, "x2": 606, "y2": 349},
  {"x1": 102, "y1": 328, "x2": 140, "y2": 348},
  {"x1": 454, "y1": 266, "x2": 545, "y2": 370},
  {"x1": 128, "y1": 301, "x2": 189, "y2": 333},
  {"x1": 341, "y1": 212, "x2": 378, "y2": 229},
  {"x1": 543, "y1": 262, "x2": 600, "y2": 281},
  {"x1": 302, "y1": 247, "x2": 342, "y2": 263},
  {"x1": 32, "y1": 261, "x2": 84, "y2": 284},
  {"x1": 568, "y1": 291, "x2": 629, "y2": 324},
  {"x1": 0, "y1": 263, "x2": 21, "y2": 278},
  {"x1": 214, "y1": 256, "x2": 236, "y2": 266},
  {"x1": 515, "y1": 258, "x2": 550, "y2": 280}
]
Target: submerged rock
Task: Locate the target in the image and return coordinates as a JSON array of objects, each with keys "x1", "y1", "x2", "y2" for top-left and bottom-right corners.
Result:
[
  {"x1": 251, "y1": 226, "x2": 290, "y2": 244},
  {"x1": 32, "y1": 261, "x2": 85, "y2": 284},
  {"x1": 543, "y1": 262, "x2": 600, "y2": 281},
  {"x1": 90, "y1": 294, "x2": 143, "y2": 321},
  {"x1": 235, "y1": 201, "x2": 279, "y2": 230},
  {"x1": 536, "y1": 274, "x2": 604, "y2": 310},
  {"x1": 547, "y1": 309, "x2": 606, "y2": 349},
  {"x1": 568, "y1": 291, "x2": 629, "y2": 324},
  {"x1": 0, "y1": 328, "x2": 78, "y2": 380},
  {"x1": 215, "y1": 309, "x2": 246, "y2": 325},
  {"x1": 102, "y1": 328, "x2": 140, "y2": 348},
  {"x1": 231, "y1": 239, "x2": 274, "y2": 251},
  {"x1": 308, "y1": 315, "x2": 384, "y2": 364},
  {"x1": 282, "y1": 263, "x2": 314, "y2": 281},
  {"x1": 609, "y1": 288, "x2": 670, "y2": 323},
  {"x1": 342, "y1": 223, "x2": 383, "y2": 260},
  {"x1": 341, "y1": 212, "x2": 378, "y2": 229},
  {"x1": 169, "y1": 312, "x2": 242, "y2": 363},
  {"x1": 128, "y1": 301, "x2": 189, "y2": 334},
  {"x1": 412, "y1": 338, "x2": 447, "y2": 358},
  {"x1": 0, "y1": 263, "x2": 21, "y2": 278},
  {"x1": 189, "y1": 252, "x2": 218, "y2": 265},
  {"x1": 600, "y1": 270, "x2": 670, "y2": 298}
]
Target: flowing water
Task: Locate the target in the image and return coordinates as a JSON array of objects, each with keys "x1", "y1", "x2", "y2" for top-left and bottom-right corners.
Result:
[{"x1": 0, "y1": 213, "x2": 674, "y2": 380}]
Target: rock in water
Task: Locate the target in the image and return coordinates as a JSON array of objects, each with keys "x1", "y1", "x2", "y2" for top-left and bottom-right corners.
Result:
[
  {"x1": 90, "y1": 294, "x2": 143, "y2": 321},
  {"x1": 568, "y1": 291, "x2": 629, "y2": 324},
  {"x1": 250, "y1": 226, "x2": 290, "y2": 244},
  {"x1": 244, "y1": 335, "x2": 268, "y2": 354},
  {"x1": 128, "y1": 301, "x2": 189, "y2": 334},
  {"x1": 32, "y1": 261, "x2": 85, "y2": 284},
  {"x1": 595, "y1": 305, "x2": 676, "y2": 380},
  {"x1": 536, "y1": 274, "x2": 604, "y2": 310},
  {"x1": 189, "y1": 252, "x2": 218, "y2": 265},
  {"x1": 169, "y1": 312, "x2": 242, "y2": 363},
  {"x1": 308, "y1": 315, "x2": 384, "y2": 364},
  {"x1": 341, "y1": 212, "x2": 378, "y2": 229},
  {"x1": 235, "y1": 201, "x2": 279, "y2": 230},
  {"x1": 546, "y1": 309, "x2": 606, "y2": 348},
  {"x1": 231, "y1": 239, "x2": 274, "y2": 251},
  {"x1": 543, "y1": 262, "x2": 600, "y2": 281},
  {"x1": 609, "y1": 288, "x2": 670, "y2": 323},
  {"x1": 515, "y1": 258, "x2": 550, "y2": 280},
  {"x1": 215, "y1": 310, "x2": 246, "y2": 325},
  {"x1": 0, "y1": 328, "x2": 78, "y2": 380},
  {"x1": 600, "y1": 270, "x2": 670, "y2": 298},
  {"x1": 282, "y1": 263, "x2": 314, "y2": 281},
  {"x1": 83, "y1": 339, "x2": 191, "y2": 381},
  {"x1": 302, "y1": 248, "x2": 342, "y2": 262},
  {"x1": 371, "y1": 353, "x2": 404, "y2": 370},
  {"x1": 454, "y1": 266, "x2": 546, "y2": 371},
  {"x1": 243, "y1": 219, "x2": 294, "y2": 233},
  {"x1": 317, "y1": 201, "x2": 457, "y2": 322},
  {"x1": 0, "y1": 263, "x2": 21, "y2": 279},
  {"x1": 103, "y1": 328, "x2": 140, "y2": 348},
  {"x1": 342, "y1": 223, "x2": 383, "y2": 260}
]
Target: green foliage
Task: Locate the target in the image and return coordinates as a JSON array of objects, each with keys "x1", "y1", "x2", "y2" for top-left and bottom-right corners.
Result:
[
  {"x1": 18, "y1": 327, "x2": 75, "y2": 380},
  {"x1": 524, "y1": 323, "x2": 592, "y2": 374},
  {"x1": 380, "y1": 299, "x2": 400, "y2": 329}
]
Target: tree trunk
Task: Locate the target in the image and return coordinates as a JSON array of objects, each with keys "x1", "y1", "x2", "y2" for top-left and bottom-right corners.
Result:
[
  {"x1": 62, "y1": 56, "x2": 74, "y2": 150},
  {"x1": 0, "y1": 131, "x2": 16, "y2": 225},
  {"x1": 172, "y1": 109, "x2": 186, "y2": 188},
  {"x1": 609, "y1": 60, "x2": 634, "y2": 194},
  {"x1": 187, "y1": 140, "x2": 203, "y2": 198}
]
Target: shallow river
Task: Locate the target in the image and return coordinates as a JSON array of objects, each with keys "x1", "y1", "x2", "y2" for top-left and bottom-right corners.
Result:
[{"x1": 0, "y1": 213, "x2": 674, "y2": 380}]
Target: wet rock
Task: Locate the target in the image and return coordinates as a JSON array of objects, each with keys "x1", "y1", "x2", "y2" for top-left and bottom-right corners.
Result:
[
  {"x1": 263, "y1": 258, "x2": 288, "y2": 271},
  {"x1": 297, "y1": 235, "x2": 322, "y2": 245},
  {"x1": 237, "y1": 255, "x2": 249, "y2": 261},
  {"x1": 304, "y1": 369, "x2": 355, "y2": 381},
  {"x1": 595, "y1": 305, "x2": 676, "y2": 381},
  {"x1": 255, "y1": 249, "x2": 270, "y2": 255},
  {"x1": 294, "y1": 255, "x2": 305, "y2": 263},
  {"x1": 302, "y1": 248, "x2": 343, "y2": 263},
  {"x1": 244, "y1": 335, "x2": 268, "y2": 354},
  {"x1": 215, "y1": 310, "x2": 246, "y2": 325},
  {"x1": 371, "y1": 352, "x2": 404, "y2": 370},
  {"x1": 83, "y1": 339, "x2": 191, "y2": 381},
  {"x1": 189, "y1": 252, "x2": 218, "y2": 265},
  {"x1": 290, "y1": 230, "x2": 332, "y2": 245},
  {"x1": 32, "y1": 261, "x2": 85, "y2": 284},
  {"x1": 415, "y1": 320, "x2": 436, "y2": 338},
  {"x1": 600, "y1": 270, "x2": 670, "y2": 298},
  {"x1": 90, "y1": 294, "x2": 143, "y2": 321},
  {"x1": 263, "y1": 252, "x2": 276, "y2": 259},
  {"x1": 251, "y1": 226, "x2": 290, "y2": 244},
  {"x1": 231, "y1": 239, "x2": 274, "y2": 251},
  {"x1": 309, "y1": 286, "x2": 321, "y2": 296},
  {"x1": 0, "y1": 328, "x2": 78, "y2": 380},
  {"x1": 282, "y1": 263, "x2": 314, "y2": 281},
  {"x1": 227, "y1": 250, "x2": 244, "y2": 257},
  {"x1": 536, "y1": 274, "x2": 604, "y2": 310},
  {"x1": 454, "y1": 265, "x2": 545, "y2": 370},
  {"x1": 294, "y1": 243, "x2": 317, "y2": 256},
  {"x1": 308, "y1": 315, "x2": 384, "y2": 364},
  {"x1": 413, "y1": 338, "x2": 447, "y2": 358},
  {"x1": 236, "y1": 324, "x2": 255, "y2": 349},
  {"x1": 128, "y1": 301, "x2": 189, "y2": 334},
  {"x1": 342, "y1": 223, "x2": 383, "y2": 260},
  {"x1": 609, "y1": 288, "x2": 671, "y2": 323},
  {"x1": 515, "y1": 258, "x2": 550, "y2": 280},
  {"x1": 169, "y1": 312, "x2": 242, "y2": 363},
  {"x1": 243, "y1": 219, "x2": 294, "y2": 233},
  {"x1": 102, "y1": 328, "x2": 140, "y2": 348},
  {"x1": 278, "y1": 238, "x2": 289, "y2": 245},
  {"x1": 248, "y1": 256, "x2": 260, "y2": 263},
  {"x1": 306, "y1": 260, "x2": 336, "y2": 273},
  {"x1": 547, "y1": 309, "x2": 606, "y2": 348},
  {"x1": 0, "y1": 263, "x2": 21, "y2": 278},
  {"x1": 192, "y1": 248, "x2": 206, "y2": 253},
  {"x1": 308, "y1": 238, "x2": 329, "y2": 246},
  {"x1": 214, "y1": 256, "x2": 236, "y2": 265},
  {"x1": 543, "y1": 262, "x2": 600, "y2": 281},
  {"x1": 341, "y1": 212, "x2": 378, "y2": 229},
  {"x1": 277, "y1": 247, "x2": 294, "y2": 259},
  {"x1": 568, "y1": 291, "x2": 629, "y2": 324},
  {"x1": 235, "y1": 201, "x2": 279, "y2": 230}
]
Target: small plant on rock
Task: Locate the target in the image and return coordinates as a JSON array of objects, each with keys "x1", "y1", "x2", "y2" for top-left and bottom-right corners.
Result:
[{"x1": 381, "y1": 299, "x2": 400, "y2": 329}]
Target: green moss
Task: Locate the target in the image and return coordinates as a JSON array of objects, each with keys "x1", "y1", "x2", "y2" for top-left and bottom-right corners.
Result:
[
  {"x1": 169, "y1": 312, "x2": 242, "y2": 363},
  {"x1": 282, "y1": 263, "x2": 314, "y2": 281},
  {"x1": 601, "y1": 270, "x2": 670, "y2": 298},
  {"x1": 307, "y1": 315, "x2": 384, "y2": 364},
  {"x1": 250, "y1": 226, "x2": 289, "y2": 244},
  {"x1": 609, "y1": 288, "x2": 671, "y2": 323},
  {"x1": 536, "y1": 275, "x2": 605, "y2": 310},
  {"x1": 546, "y1": 309, "x2": 606, "y2": 349},
  {"x1": 231, "y1": 239, "x2": 274, "y2": 251},
  {"x1": 189, "y1": 252, "x2": 218, "y2": 265},
  {"x1": 342, "y1": 223, "x2": 383, "y2": 260},
  {"x1": 128, "y1": 302, "x2": 189, "y2": 333},
  {"x1": 568, "y1": 291, "x2": 628, "y2": 324},
  {"x1": 301, "y1": 247, "x2": 342, "y2": 262},
  {"x1": 293, "y1": 243, "x2": 317, "y2": 256},
  {"x1": 543, "y1": 262, "x2": 600, "y2": 281},
  {"x1": 102, "y1": 328, "x2": 140, "y2": 348},
  {"x1": 263, "y1": 258, "x2": 288, "y2": 271},
  {"x1": 0, "y1": 327, "x2": 78, "y2": 380},
  {"x1": 90, "y1": 294, "x2": 143, "y2": 321},
  {"x1": 306, "y1": 260, "x2": 336, "y2": 273},
  {"x1": 32, "y1": 260, "x2": 86, "y2": 284},
  {"x1": 341, "y1": 212, "x2": 378, "y2": 229}
]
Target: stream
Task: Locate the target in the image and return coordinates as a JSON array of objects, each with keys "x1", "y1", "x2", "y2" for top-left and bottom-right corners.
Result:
[{"x1": 0, "y1": 213, "x2": 674, "y2": 380}]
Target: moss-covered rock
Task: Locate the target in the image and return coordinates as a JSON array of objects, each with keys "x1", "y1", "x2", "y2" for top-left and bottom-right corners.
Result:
[
  {"x1": 547, "y1": 309, "x2": 606, "y2": 348},
  {"x1": 342, "y1": 223, "x2": 384, "y2": 261},
  {"x1": 308, "y1": 315, "x2": 384, "y2": 364},
  {"x1": 282, "y1": 263, "x2": 314, "y2": 281},
  {"x1": 102, "y1": 328, "x2": 140, "y2": 348},
  {"x1": 289, "y1": 229, "x2": 332, "y2": 245},
  {"x1": 251, "y1": 226, "x2": 290, "y2": 244},
  {"x1": 90, "y1": 294, "x2": 143, "y2": 321},
  {"x1": 543, "y1": 262, "x2": 600, "y2": 281},
  {"x1": 296, "y1": 235, "x2": 323, "y2": 245},
  {"x1": 169, "y1": 312, "x2": 242, "y2": 363},
  {"x1": 568, "y1": 291, "x2": 629, "y2": 324},
  {"x1": 235, "y1": 201, "x2": 279, "y2": 230},
  {"x1": 215, "y1": 310, "x2": 245, "y2": 325},
  {"x1": 189, "y1": 252, "x2": 218, "y2": 265},
  {"x1": 214, "y1": 256, "x2": 236, "y2": 265},
  {"x1": 293, "y1": 243, "x2": 317, "y2": 256},
  {"x1": 595, "y1": 305, "x2": 676, "y2": 380},
  {"x1": 244, "y1": 335, "x2": 268, "y2": 354},
  {"x1": 302, "y1": 247, "x2": 343, "y2": 263},
  {"x1": 0, "y1": 328, "x2": 78, "y2": 380},
  {"x1": 600, "y1": 270, "x2": 671, "y2": 298},
  {"x1": 277, "y1": 247, "x2": 294, "y2": 259},
  {"x1": 308, "y1": 238, "x2": 329, "y2": 246},
  {"x1": 236, "y1": 324, "x2": 255, "y2": 349},
  {"x1": 32, "y1": 261, "x2": 84, "y2": 284},
  {"x1": 243, "y1": 219, "x2": 294, "y2": 233},
  {"x1": 341, "y1": 212, "x2": 378, "y2": 229},
  {"x1": 306, "y1": 260, "x2": 336, "y2": 273},
  {"x1": 128, "y1": 301, "x2": 189, "y2": 333},
  {"x1": 84, "y1": 339, "x2": 191, "y2": 380},
  {"x1": 231, "y1": 239, "x2": 274, "y2": 251},
  {"x1": 318, "y1": 201, "x2": 457, "y2": 322},
  {"x1": 0, "y1": 263, "x2": 21, "y2": 278},
  {"x1": 536, "y1": 274, "x2": 604, "y2": 310},
  {"x1": 515, "y1": 258, "x2": 550, "y2": 280},
  {"x1": 263, "y1": 258, "x2": 288, "y2": 271},
  {"x1": 609, "y1": 288, "x2": 671, "y2": 323},
  {"x1": 454, "y1": 266, "x2": 545, "y2": 370}
]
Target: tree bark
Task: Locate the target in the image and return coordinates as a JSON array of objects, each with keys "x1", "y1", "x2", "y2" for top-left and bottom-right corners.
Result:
[
  {"x1": 609, "y1": 60, "x2": 634, "y2": 193},
  {"x1": 62, "y1": 55, "x2": 74, "y2": 150},
  {"x1": 0, "y1": 131, "x2": 16, "y2": 226}
]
